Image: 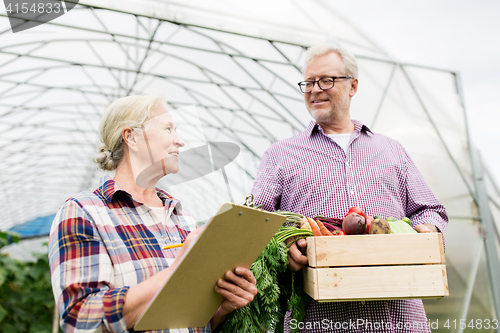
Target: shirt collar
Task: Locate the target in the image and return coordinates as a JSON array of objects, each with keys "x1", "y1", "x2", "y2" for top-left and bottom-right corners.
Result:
[
  {"x1": 98, "y1": 176, "x2": 180, "y2": 208},
  {"x1": 306, "y1": 119, "x2": 373, "y2": 137}
]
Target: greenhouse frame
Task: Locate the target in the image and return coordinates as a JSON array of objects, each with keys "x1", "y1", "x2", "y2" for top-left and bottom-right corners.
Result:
[{"x1": 0, "y1": 1, "x2": 499, "y2": 332}]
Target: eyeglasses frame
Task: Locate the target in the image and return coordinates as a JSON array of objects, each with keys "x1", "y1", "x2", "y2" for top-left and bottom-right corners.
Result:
[{"x1": 297, "y1": 76, "x2": 353, "y2": 93}]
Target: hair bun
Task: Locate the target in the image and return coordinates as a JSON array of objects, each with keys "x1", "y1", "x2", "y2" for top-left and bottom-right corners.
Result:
[{"x1": 94, "y1": 144, "x2": 116, "y2": 171}]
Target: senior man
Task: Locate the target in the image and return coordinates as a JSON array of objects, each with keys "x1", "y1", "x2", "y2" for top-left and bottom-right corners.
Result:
[{"x1": 251, "y1": 45, "x2": 448, "y2": 332}]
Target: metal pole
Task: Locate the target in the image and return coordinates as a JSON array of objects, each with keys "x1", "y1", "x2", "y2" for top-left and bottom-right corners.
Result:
[
  {"x1": 471, "y1": 149, "x2": 500, "y2": 330},
  {"x1": 400, "y1": 66, "x2": 478, "y2": 205},
  {"x1": 457, "y1": 240, "x2": 484, "y2": 333},
  {"x1": 370, "y1": 64, "x2": 397, "y2": 129},
  {"x1": 220, "y1": 167, "x2": 235, "y2": 203}
]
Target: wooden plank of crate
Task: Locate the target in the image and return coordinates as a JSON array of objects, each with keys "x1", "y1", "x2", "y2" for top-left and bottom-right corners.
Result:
[
  {"x1": 303, "y1": 264, "x2": 448, "y2": 302},
  {"x1": 306, "y1": 233, "x2": 445, "y2": 268},
  {"x1": 438, "y1": 233, "x2": 445, "y2": 263},
  {"x1": 442, "y1": 263, "x2": 449, "y2": 296},
  {"x1": 303, "y1": 264, "x2": 319, "y2": 300}
]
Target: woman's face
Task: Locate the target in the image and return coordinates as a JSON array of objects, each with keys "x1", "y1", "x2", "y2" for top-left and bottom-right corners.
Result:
[{"x1": 136, "y1": 106, "x2": 185, "y2": 177}]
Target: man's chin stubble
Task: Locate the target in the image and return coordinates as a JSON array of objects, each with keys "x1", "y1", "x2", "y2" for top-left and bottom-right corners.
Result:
[{"x1": 308, "y1": 108, "x2": 340, "y2": 124}]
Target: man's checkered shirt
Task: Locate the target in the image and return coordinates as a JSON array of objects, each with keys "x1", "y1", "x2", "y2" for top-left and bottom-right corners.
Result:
[{"x1": 252, "y1": 120, "x2": 448, "y2": 333}]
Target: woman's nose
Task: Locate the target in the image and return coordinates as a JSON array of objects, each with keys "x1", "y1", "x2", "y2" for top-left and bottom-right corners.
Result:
[{"x1": 174, "y1": 134, "x2": 185, "y2": 147}]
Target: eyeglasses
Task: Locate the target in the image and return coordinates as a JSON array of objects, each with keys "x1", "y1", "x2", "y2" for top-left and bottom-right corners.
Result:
[{"x1": 297, "y1": 76, "x2": 352, "y2": 93}]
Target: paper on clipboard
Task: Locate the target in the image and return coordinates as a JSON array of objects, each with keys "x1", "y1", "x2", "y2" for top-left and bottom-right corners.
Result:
[{"x1": 134, "y1": 203, "x2": 286, "y2": 331}]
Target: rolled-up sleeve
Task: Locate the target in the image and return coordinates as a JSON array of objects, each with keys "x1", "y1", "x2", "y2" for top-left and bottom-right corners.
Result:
[{"x1": 48, "y1": 199, "x2": 129, "y2": 333}]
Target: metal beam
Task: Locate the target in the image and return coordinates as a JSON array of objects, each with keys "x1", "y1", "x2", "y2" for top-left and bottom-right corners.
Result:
[
  {"x1": 471, "y1": 149, "x2": 500, "y2": 329},
  {"x1": 457, "y1": 240, "x2": 484, "y2": 333},
  {"x1": 370, "y1": 64, "x2": 397, "y2": 129},
  {"x1": 400, "y1": 65, "x2": 478, "y2": 205}
]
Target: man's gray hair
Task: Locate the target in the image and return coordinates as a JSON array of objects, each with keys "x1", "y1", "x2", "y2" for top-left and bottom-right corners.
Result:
[{"x1": 302, "y1": 45, "x2": 358, "y2": 78}]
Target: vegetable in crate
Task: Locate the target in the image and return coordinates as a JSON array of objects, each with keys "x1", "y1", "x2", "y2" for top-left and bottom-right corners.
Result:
[
  {"x1": 345, "y1": 206, "x2": 364, "y2": 217},
  {"x1": 342, "y1": 212, "x2": 366, "y2": 235},
  {"x1": 306, "y1": 217, "x2": 322, "y2": 236},
  {"x1": 369, "y1": 213, "x2": 416, "y2": 234},
  {"x1": 364, "y1": 215, "x2": 374, "y2": 234},
  {"x1": 367, "y1": 218, "x2": 391, "y2": 234},
  {"x1": 313, "y1": 215, "x2": 345, "y2": 234},
  {"x1": 402, "y1": 217, "x2": 412, "y2": 226},
  {"x1": 300, "y1": 218, "x2": 312, "y2": 231},
  {"x1": 315, "y1": 219, "x2": 334, "y2": 236},
  {"x1": 388, "y1": 219, "x2": 417, "y2": 234}
]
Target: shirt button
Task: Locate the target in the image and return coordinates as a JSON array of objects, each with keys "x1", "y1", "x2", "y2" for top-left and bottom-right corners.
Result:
[{"x1": 350, "y1": 190, "x2": 354, "y2": 195}]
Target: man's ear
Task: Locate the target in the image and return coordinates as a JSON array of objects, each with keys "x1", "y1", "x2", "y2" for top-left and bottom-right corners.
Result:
[
  {"x1": 349, "y1": 78, "x2": 358, "y2": 97},
  {"x1": 122, "y1": 127, "x2": 139, "y2": 152}
]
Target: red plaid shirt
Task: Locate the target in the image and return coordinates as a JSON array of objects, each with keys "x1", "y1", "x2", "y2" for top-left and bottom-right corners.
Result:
[
  {"x1": 48, "y1": 177, "x2": 210, "y2": 333},
  {"x1": 252, "y1": 120, "x2": 448, "y2": 333}
]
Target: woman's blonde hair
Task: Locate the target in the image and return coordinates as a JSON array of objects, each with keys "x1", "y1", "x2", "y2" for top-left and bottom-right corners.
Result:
[{"x1": 94, "y1": 95, "x2": 166, "y2": 171}]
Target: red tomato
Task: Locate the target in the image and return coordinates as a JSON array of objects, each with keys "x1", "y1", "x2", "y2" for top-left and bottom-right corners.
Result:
[
  {"x1": 332, "y1": 230, "x2": 346, "y2": 236},
  {"x1": 346, "y1": 206, "x2": 364, "y2": 217},
  {"x1": 365, "y1": 215, "x2": 374, "y2": 234}
]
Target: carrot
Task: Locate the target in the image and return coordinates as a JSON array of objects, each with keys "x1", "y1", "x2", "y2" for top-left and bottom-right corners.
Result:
[
  {"x1": 306, "y1": 217, "x2": 322, "y2": 236},
  {"x1": 316, "y1": 220, "x2": 333, "y2": 236}
]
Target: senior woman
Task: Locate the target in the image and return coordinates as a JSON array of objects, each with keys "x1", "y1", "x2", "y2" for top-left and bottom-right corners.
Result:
[{"x1": 48, "y1": 95, "x2": 257, "y2": 333}]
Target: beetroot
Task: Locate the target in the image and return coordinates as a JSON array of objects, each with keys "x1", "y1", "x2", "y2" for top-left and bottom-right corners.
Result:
[
  {"x1": 342, "y1": 213, "x2": 367, "y2": 235},
  {"x1": 314, "y1": 216, "x2": 343, "y2": 227},
  {"x1": 321, "y1": 221, "x2": 344, "y2": 233}
]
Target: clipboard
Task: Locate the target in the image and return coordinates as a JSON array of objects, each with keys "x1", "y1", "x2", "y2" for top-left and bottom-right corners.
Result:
[{"x1": 134, "y1": 203, "x2": 286, "y2": 331}]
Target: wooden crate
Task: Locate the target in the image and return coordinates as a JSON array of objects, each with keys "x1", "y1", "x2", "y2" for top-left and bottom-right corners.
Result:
[{"x1": 304, "y1": 233, "x2": 449, "y2": 302}]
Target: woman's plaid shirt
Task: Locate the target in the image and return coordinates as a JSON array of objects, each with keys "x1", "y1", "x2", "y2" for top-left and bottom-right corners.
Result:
[{"x1": 48, "y1": 177, "x2": 210, "y2": 333}]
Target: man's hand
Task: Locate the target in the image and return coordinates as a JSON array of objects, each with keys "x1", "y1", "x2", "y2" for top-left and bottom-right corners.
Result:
[
  {"x1": 215, "y1": 267, "x2": 257, "y2": 313},
  {"x1": 211, "y1": 267, "x2": 257, "y2": 329},
  {"x1": 286, "y1": 237, "x2": 308, "y2": 271},
  {"x1": 414, "y1": 223, "x2": 438, "y2": 233}
]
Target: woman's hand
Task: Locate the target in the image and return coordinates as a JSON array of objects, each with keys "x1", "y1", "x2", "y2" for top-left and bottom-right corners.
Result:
[{"x1": 210, "y1": 267, "x2": 257, "y2": 329}]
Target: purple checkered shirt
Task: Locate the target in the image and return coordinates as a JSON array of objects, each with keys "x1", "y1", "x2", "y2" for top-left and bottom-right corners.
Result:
[
  {"x1": 252, "y1": 120, "x2": 448, "y2": 333},
  {"x1": 48, "y1": 176, "x2": 211, "y2": 333}
]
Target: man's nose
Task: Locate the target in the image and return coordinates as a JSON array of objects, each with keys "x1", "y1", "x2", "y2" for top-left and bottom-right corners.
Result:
[{"x1": 310, "y1": 81, "x2": 323, "y2": 93}]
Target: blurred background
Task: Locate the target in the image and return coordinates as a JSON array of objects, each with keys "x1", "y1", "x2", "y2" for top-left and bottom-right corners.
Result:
[{"x1": 0, "y1": 1, "x2": 498, "y2": 332}]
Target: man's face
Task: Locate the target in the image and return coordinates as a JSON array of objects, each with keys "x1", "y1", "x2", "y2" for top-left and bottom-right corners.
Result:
[{"x1": 303, "y1": 52, "x2": 357, "y2": 124}]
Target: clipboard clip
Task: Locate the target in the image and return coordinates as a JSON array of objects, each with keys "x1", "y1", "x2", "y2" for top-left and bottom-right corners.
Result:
[{"x1": 242, "y1": 193, "x2": 264, "y2": 210}]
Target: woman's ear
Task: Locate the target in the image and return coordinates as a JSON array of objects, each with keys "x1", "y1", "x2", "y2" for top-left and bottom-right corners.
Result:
[{"x1": 122, "y1": 127, "x2": 139, "y2": 152}]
